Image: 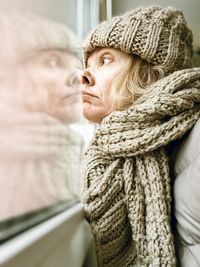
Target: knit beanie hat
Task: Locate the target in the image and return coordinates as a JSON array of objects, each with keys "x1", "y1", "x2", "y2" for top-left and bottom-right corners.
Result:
[
  {"x1": 83, "y1": 6, "x2": 193, "y2": 74},
  {"x1": 0, "y1": 12, "x2": 80, "y2": 66}
]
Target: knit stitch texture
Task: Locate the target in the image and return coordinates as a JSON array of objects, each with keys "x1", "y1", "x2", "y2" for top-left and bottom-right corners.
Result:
[
  {"x1": 83, "y1": 6, "x2": 193, "y2": 74},
  {"x1": 82, "y1": 68, "x2": 200, "y2": 267}
]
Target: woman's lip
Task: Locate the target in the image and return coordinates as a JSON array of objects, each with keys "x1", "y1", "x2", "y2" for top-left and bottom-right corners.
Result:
[{"x1": 81, "y1": 91, "x2": 98, "y2": 98}]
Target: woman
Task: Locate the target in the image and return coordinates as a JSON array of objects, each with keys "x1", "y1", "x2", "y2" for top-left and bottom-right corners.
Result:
[{"x1": 80, "y1": 6, "x2": 200, "y2": 267}]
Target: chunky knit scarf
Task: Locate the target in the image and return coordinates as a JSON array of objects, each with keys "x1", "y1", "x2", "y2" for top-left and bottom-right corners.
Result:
[{"x1": 82, "y1": 68, "x2": 200, "y2": 267}]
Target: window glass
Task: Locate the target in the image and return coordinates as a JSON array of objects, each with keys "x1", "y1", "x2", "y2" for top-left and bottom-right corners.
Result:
[{"x1": 0, "y1": 0, "x2": 96, "y2": 230}]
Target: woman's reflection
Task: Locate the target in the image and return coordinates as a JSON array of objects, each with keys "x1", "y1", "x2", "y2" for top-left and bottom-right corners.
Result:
[{"x1": 0, "y1": 12, "x2": 84, "y2": 221}]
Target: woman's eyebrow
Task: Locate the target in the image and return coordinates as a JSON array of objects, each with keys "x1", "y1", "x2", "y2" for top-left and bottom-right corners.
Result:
[{"x1": 86, "y1": 48, "x2": 109, "y2": 67}]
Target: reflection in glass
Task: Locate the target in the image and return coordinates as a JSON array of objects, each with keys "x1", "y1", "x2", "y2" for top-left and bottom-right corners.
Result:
[{"x1": 0, "y1": 11, "x2": 84, "y2": 222}]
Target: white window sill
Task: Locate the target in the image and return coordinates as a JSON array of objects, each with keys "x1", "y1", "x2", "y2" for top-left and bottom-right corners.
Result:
[{"x1": 0, "y1": 202, "x2": 97, "y2": 267}]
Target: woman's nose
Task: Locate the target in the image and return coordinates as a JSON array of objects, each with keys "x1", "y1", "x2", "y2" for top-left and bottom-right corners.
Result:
[{"x1": 81, "y1": 68, "x2": 95, "y2": 86}]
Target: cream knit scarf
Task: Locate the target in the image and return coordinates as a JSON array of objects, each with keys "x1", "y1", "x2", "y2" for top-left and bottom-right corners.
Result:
[{"x1": 82, "y1": 68, "x2": 200, "y2": 267}]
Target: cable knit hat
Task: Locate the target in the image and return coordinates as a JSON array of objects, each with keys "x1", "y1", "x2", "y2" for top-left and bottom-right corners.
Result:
[{"x1": 83, "y1": 6, "x2": 193, "y2": 74}]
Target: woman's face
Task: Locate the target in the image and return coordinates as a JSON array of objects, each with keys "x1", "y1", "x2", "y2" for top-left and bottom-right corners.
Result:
[
  {"x1": 81, "y1": 48, "x2": 131, "y2": 123},
  {"x1": 7, "y1": 49, "x2": 82, "y2": 123}
]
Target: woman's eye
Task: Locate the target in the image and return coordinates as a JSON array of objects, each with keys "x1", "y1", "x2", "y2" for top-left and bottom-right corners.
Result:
[{"x1": 100, "y1": 56, "x2": 112, "y2": 66}]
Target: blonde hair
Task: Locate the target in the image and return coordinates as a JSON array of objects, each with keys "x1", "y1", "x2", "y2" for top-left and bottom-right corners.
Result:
[{"x1": 111, "y1": 55, "x2": 165, "y2": 110}]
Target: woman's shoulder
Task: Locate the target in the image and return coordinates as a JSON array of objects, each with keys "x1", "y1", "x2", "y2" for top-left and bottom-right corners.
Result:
[
  {"x1": 174, "y1": 118, "x2": 200, "y2": 262},
  {"x1": 174, "y1": 118, "x2": 200, "y2": 175}
]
